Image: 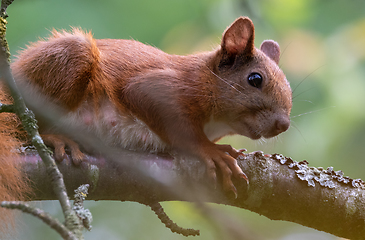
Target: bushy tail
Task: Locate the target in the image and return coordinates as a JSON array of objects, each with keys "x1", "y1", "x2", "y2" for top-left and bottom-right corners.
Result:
[{"x1": 0, "y1": 84, "x2": 30, "y2": 233}]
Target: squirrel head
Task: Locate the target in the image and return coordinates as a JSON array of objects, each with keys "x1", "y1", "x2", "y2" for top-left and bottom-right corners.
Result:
[{"x1": 210, "y1": 17, "x2": 292, "y2": 140}]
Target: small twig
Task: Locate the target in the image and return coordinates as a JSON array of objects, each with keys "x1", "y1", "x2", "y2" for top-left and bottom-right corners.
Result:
[
  {"x1": 1, "y1": 201, "x2": 76, "y2": 240},
  {"x1": 0, "y1": 0, "x2": 13, "y2": 18},
  {"x1": 148, "y1": 202, "x2": 200, "y2": 236},
  {"x1": 73, "y1": 184, "x2": 93, "y2": 231}
]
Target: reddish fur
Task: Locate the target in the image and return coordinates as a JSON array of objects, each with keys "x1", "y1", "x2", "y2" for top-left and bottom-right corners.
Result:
[
  {"x1": 1, "y1": 16, "x2": 292, "y2": 211},
  {"x1": 0, "y1": 84, "x2": 30, "y2": 233},
  {"x1": 12, "y1": 29, "x2": 103, "y2": 110}
]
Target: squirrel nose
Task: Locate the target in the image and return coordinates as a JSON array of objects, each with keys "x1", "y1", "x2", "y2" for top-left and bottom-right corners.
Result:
[{"x1": 275, "y1": 116, "x2": 290, "y2": 134}]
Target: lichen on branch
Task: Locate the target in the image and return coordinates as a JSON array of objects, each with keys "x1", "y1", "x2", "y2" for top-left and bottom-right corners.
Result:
[{"x1": 19, "y1": 148, "x2": 365, "y2": 240}]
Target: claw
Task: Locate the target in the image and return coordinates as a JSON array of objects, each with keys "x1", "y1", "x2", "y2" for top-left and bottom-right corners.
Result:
[
  {"x1": 223, "y1": 179, "x2": 238, "y2": 198},
  {"x1": 54, "y1": 147, "x2": 67, "y2": 162},
  {"x1": 69, "y1": 150, "x2": 85, "y2": 166},
  {"x1": 231, "y1": 185, "x2": 238, "y2": 199},
  {"x1": 239, "y1": 172, "x2": 249, "y2": 185},
  {"x1": 238, "y1": 148, "x2": 247, "y2": 153}
]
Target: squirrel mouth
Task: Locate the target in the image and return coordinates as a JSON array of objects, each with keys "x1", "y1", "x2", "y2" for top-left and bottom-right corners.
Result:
[
  {"x1": 249, "y1": 132, "x2": 262, "y2": 140},
  {"x1": 246, "y1": 127, "x2": 262, "y2": 140},
  {"x1": 232, "y1": 122, "x2": 262, "y2": 140}
]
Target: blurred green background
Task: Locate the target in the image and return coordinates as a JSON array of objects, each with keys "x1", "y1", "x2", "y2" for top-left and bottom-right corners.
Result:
[{"x1": 5, "y1": 0, "x2": 365, "y2": 239}]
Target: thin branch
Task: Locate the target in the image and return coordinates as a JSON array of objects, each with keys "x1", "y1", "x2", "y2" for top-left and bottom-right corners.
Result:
[
  {"x1": 1, "y1": 201, "x2": 76, "y2": 240},
  {"x1": 148, "y1": 202, "x2": 200, "y2": 236},
  {"x1": 73, "y1": 184, "x2": 92, "y2": 231}
]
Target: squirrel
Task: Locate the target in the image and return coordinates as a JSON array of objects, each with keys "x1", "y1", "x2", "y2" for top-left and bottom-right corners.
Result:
[{"x1": 0, "y1": 16, "x2": 292, "y2": 212}]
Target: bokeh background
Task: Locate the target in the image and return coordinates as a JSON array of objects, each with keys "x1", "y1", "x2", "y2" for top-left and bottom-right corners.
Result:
[{"x1": 5, "y1": 0, "x2": 365, "y2": 239}]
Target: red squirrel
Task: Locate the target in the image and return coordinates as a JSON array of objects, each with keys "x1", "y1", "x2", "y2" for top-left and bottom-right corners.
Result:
[{"x1": 1, "y1": 17, "x2": 291, "y2": 204}]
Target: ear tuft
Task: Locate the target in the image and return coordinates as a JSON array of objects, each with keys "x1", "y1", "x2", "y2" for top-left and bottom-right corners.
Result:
[
  {"x1": 260, "y1": 40, "x2": 281, "y2": 64},
  {"x1": 221, "y1": 17, "x2": 255, "y2": 56}
]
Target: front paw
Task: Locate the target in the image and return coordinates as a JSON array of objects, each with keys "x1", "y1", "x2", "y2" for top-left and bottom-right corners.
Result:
[{"x1": 200, "y1": 144, "x2": 248, "y2": 198}]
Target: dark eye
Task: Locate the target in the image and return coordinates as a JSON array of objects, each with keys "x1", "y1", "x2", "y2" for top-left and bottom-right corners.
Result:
[{"x1": 247, "y1": 72, "x2": 263, "y2": 88}]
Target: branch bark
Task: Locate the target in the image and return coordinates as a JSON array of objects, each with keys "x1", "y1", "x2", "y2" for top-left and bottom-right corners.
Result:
[{"x1": 20, "y1": 148, "x2": 365, "y2": 240}]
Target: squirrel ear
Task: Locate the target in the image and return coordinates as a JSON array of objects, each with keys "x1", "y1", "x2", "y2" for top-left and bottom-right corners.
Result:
[
  {"x1": 221, "y1": 17, "x2": 255, "y2": 56},
  {"x1": 260, "y1": 40, "x2": 281, "y2": 64}
]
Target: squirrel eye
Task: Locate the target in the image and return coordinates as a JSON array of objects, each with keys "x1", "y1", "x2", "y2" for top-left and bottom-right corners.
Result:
[{"x1": 247, "y1": 72, "x2": 263, "y2": 88}]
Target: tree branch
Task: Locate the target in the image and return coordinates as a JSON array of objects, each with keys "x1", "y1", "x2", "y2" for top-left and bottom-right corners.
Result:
[
  {"x1": 1, "y1": 201, "x2": 76, "y2": 240},
  {"x1": 19, "y1": 148, "x2": 365, "y2": 240}
]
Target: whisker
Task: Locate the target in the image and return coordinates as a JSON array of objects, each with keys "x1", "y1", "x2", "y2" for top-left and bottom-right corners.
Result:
[
  {"x1": 205, "y1": 66, "x2": 242, "y2": 94},
  {"x1": 292, "y1": 64, "x2": 325, "y2": 94},
  {"x1": 294, "y1": 99, "x2": 314, "y2": 104},
  {"x1": 290, "y1": 106, "x2": 335, "y2": 119},
  {"x1": 292, "y1": 87, "x2": 316, "y2": 100},
  {"x1": 272, "y1": 135, "x2": 281, "y2": 143},
  {"x1": 278, "y1": 42, "x2": 291, "y2": 66},
  {"x1": 289, "y1": 121, "x2": 306, "y2": 143}
]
